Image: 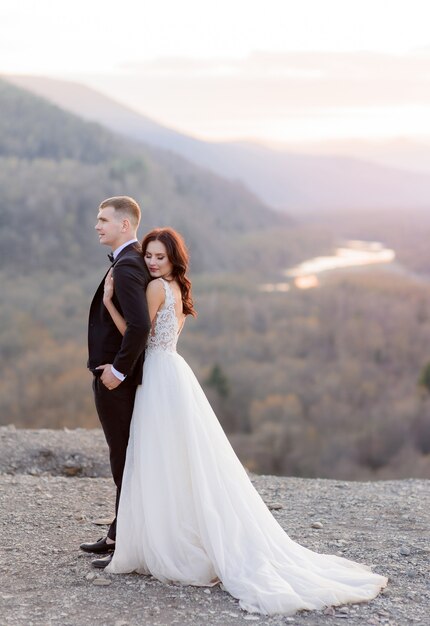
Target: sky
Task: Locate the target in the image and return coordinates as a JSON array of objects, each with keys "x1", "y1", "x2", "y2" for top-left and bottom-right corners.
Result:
[{"x1": 1, "y1": 0, "x2": 430, "y2": 143}]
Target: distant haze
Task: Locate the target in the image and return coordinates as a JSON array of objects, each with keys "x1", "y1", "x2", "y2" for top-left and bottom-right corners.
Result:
[
  {"x1": 268, "y1": 137, "x2": 430, "y2": 174},
  {"x1": 67, "y1": 49, "x2": 430, "y2": 144}
]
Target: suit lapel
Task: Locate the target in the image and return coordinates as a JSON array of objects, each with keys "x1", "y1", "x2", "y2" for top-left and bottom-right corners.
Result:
[{"x1": 91, "y1": 242, "x2": 143, "y2": 308}]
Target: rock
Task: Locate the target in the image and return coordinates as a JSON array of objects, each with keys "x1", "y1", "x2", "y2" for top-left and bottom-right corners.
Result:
[
  {"x1": 85, "y1": 572, "x2": 97, "y2": 581},
  {"x1": 62, "y1": 462, "x2": 82, "y2": 477},
  {"x1": 323, "y1": 606, "x2": 336, "y2": 615},
  {"x1": 268, "y1": 503, "x2": 283, "y2": 510},
  {"x1": 382, "y1": 587, "x2": 392, "y2": 596},
  {"x1": 93, "y1": 577, "x2": 112, "y2": 586},
  {"x1": 0, "y1": 427, "x2": 111, "y2": 477},
  {"x1": 92, "y1": 517, "x2": 114, "y2": 525},
  {"x1": 311, "y1": 521, "x2": 323, "y2": 529},
  {"x1": 400, "y1": 546, "x2": 411, "y2": 556}
]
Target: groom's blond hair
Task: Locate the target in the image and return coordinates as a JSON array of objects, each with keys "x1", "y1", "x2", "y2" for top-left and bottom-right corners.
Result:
[{"x1": 99, "y1": 196, "x2": 141, "y2": 229}]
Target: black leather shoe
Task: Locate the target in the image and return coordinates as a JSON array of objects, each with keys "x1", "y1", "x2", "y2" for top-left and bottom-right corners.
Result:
[
  {"x1": 92, "y1": 554, "x2": 113, "y2": 569},
  {"x1": 80, "y1": 537, "x2": 115, "y2": 553}
]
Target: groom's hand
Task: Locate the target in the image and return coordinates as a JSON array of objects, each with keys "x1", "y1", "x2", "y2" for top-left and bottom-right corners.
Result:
[{"x1": 97, "y1": 364, "x2": 121, "y2": 390}]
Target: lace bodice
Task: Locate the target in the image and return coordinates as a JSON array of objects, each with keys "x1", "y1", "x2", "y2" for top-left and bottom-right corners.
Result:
[{"x1": 146, "y1": 278, "x2": 183, "y2": 355}]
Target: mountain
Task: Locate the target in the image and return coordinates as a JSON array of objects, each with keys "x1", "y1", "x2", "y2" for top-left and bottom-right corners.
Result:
[
  {"x1": 272, "y1": 137, "x2": 430, "y2": 174},
  {"x1": 5, "y1": 74, "x2": 430, "y2": 213},
  {"x1": 0, "y1": 78, "x2": 289, "y2": 275}
]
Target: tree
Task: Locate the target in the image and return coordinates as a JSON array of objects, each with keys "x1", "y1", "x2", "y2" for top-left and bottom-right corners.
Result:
[
  {"x1": 419, "y1": 362, "x2": 430, "y2": 392},
  {"x1": 205, "y1": 364, "x2": 230, "y2": 398}
]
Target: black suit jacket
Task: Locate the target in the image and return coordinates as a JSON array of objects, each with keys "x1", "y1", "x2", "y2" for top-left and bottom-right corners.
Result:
[{"x1": 87, "y1": 243, "x2": 151, "y2": 385}]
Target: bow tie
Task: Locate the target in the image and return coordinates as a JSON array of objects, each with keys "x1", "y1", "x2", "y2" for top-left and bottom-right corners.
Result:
[{"x1": 108, "y1": 252, "x2": 114, "y2": 263}]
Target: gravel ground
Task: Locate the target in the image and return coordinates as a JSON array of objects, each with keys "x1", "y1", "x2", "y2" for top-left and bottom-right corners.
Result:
[{"x1": 0, "y1": 427, "x2": 429, "y2": 626}]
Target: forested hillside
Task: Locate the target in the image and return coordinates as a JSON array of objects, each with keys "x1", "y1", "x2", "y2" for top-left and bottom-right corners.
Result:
[
  {"x1": 184, "y1": 270, "x2": 430, "y2": 479},
  {"x1": 0, "y1": 79, "x2": 296, "y2": 274},
  {"x1": 3, "y1": 264, "x2": 430, "y2": 481}
]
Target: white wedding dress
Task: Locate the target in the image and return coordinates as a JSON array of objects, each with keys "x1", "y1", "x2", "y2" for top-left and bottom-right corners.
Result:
[{"x1": 106, "y1": 278, "x2": 387, "y2": 615}]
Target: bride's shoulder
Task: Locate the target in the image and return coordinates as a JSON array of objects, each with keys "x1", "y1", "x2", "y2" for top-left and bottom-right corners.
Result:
[
  {"x1": 147, "y1": 277, "x2": 165, "y2": 290},
  {"x1": 146, "y1": 278, "x2": 166, "y2": 299}
]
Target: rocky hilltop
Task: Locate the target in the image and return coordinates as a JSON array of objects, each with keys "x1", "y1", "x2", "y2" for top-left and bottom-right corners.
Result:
[{"x1": 0, "y1": 426, "x2": 428, "y2": 626}]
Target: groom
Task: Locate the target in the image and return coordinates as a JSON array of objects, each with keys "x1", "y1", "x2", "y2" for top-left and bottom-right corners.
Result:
[{"x1": 81, "y1": 196, "x2": 151, "y2": 568}]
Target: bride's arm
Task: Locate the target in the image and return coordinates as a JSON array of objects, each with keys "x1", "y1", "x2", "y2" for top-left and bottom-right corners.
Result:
[
  {"x1": 146, "y1": 278, "x2": 165, "y2": 323},
  {"x1": 104, "y1": 273, "x2": 164, "y2": 334},
  {"x1": 103, "y1": 269, "x2": 127, "y2": 336}
]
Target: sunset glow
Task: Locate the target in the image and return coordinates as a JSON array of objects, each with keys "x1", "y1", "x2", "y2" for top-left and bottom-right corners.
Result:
[{"x1": 1, "y1": 0, "x2": 429, "y2": 142}]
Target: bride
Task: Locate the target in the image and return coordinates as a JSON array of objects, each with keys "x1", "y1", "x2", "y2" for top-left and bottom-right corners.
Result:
[{"x1": 100, "y1": 227, "x2": 387, "y2": 616}]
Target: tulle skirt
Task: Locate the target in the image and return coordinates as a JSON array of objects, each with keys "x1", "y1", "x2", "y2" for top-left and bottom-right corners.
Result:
[{"x1": 106, "y1": 350, "x2": 387, "y2": 615}]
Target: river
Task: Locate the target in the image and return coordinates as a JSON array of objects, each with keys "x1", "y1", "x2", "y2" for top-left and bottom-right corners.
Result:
[{"x1": 260, "y1": 240, "x2": 396, "y2": 292}]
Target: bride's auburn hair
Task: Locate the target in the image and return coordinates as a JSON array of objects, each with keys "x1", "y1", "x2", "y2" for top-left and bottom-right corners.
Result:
[{"x1": 141, "y1": 228, "x2": 197, "y2": 317}]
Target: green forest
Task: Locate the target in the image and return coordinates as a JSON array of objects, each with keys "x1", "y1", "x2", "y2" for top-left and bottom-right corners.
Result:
[{"x1": 1, "y1": 78, "x2": 430, "y2": 481}]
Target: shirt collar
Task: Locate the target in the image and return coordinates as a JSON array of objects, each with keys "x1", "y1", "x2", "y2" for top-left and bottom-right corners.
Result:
[{"x1": 112, "y1": 239, "x2": 138, "y2": 260}]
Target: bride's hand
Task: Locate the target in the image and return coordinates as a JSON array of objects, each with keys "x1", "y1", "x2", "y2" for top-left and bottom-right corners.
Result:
[{"x1": 103, "y1": 269, "x2": 114, "y2": 303}]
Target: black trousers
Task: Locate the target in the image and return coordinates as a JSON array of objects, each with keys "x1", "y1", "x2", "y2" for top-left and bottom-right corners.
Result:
[{"x1": 92, "y1": 375, "x2": 138, "y2": 540}]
